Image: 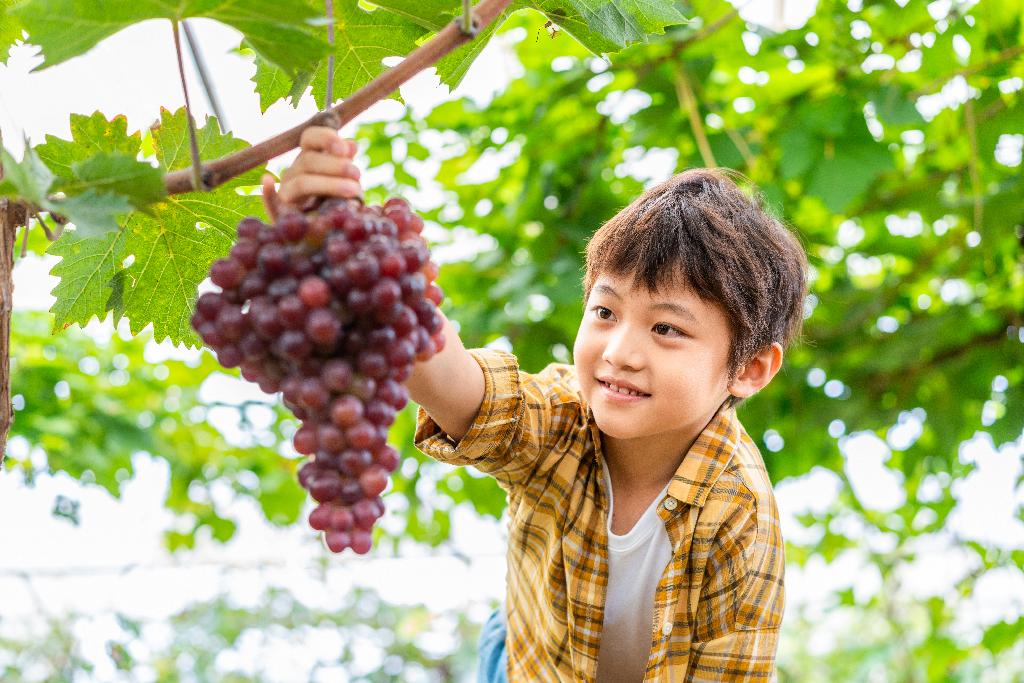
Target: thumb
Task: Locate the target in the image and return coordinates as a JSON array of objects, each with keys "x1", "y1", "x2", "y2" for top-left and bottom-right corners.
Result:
[{"x1": 261, "y1": 174, "x2": 279, "y2": 223}]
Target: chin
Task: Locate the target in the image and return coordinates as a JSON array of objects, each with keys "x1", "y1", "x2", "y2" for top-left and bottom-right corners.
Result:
[{"x1": 591, "y1": 411, "x2": 644, "y2": 440}]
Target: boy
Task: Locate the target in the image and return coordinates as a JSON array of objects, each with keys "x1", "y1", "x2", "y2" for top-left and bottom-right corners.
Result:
[{"x1": 264, "y1": 127, "x2": 808, "y2": 682}]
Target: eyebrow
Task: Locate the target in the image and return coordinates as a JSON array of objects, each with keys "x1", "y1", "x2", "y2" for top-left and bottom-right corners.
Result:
[{"x1": 593, "y1": 284, "x2": 699, "y2": 325}]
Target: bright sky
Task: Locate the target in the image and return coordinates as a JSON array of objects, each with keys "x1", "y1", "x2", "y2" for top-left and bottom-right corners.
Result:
[{"x1": 1, "y1": 2, "x2": 1022, "y2": 679}]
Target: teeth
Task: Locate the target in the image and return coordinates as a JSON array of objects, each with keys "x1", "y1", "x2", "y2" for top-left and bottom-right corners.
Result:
[{"x1": 602, "y1": 381, "x2": 644, "y2": 397}]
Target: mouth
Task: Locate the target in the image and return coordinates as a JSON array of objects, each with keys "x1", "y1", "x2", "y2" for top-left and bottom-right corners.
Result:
[{"x1": 597, "y1": 379, "x2": 651, "y2": 398}]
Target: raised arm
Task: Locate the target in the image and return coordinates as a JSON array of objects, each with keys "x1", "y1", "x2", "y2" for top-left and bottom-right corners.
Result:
[{"x1": 268, "y1": 127, "x2": 485, "y2": 441}]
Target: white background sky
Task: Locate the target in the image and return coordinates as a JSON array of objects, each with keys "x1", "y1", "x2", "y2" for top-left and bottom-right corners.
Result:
[{"x1": 1, "y1": 1, "x2": 1022, "y2": 680}]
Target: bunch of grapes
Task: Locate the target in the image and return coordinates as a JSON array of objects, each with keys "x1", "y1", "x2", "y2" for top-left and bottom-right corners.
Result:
[{"x1": 191, "y1": 197, "x2": 444, "y2": 554}]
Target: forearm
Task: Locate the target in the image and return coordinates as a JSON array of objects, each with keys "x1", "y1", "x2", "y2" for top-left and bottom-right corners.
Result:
[{"x1": 407, "y1": 311, "x2": 485, "y2": 442}]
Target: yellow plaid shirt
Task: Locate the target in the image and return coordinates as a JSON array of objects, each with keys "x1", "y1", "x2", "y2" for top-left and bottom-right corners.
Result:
[{"x1": 415, "y1": 349, "x2": 785, "y2": 682}]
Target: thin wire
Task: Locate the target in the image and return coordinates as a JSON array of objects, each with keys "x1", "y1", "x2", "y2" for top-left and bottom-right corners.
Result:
[
  {"x1": 325, "y1": 0, "x2": 335, "y2": 109},
  {"x1": 182, "y1": 20, "x2": 229, "y2": 133},
  {"x1": 0, "y1": 551, "x2": 507, "y2": 578}
]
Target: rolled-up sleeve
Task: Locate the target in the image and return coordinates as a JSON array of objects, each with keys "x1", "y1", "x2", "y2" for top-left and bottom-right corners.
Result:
[{"x1": 415, "y1": 348, "x2": 577, "y2": 492}]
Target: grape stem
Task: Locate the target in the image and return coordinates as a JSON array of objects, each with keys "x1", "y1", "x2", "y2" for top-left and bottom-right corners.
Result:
[
  {"x1": 170, "y1": 19, "x2": 207, "y2": 193},
  {"x1": 164, "y1": 0, "x2": 513, "y2": 195}
]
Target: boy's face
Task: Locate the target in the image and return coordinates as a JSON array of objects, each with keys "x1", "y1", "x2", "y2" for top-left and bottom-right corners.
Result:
[{"x1": 573, "y1": 273, "x2": 734, "y2": 450}]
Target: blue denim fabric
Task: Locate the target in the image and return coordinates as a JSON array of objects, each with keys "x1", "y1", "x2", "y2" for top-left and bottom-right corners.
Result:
[{"x1": 477, "y1": 606, "x2": 509, "y2": 683}]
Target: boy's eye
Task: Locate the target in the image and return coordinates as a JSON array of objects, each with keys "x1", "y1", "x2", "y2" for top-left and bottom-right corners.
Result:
[
  {"x1": 593, "y1": 306, "x2": 613, "y2": 320},
  {"x1": 653, "y1": 323, "x2": 683, "y2": 337}
]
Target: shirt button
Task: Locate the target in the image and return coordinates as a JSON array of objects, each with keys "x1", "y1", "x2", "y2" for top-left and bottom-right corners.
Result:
[
  {"x1": 663, "y1": 497, "x2": 677, "y2": 511},
  {"x1": 662, "y1": 621, "x2": 673, "y2": 636}
]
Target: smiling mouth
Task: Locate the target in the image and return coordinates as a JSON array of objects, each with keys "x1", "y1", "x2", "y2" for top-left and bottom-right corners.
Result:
[{"x1": 598, "y1": 380, "x2": 651, "y2": 398}]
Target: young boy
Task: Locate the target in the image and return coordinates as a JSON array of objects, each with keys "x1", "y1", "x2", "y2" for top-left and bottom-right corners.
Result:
[{"x1": 264, "y1": 127, "x2": 808, "y2": 682}]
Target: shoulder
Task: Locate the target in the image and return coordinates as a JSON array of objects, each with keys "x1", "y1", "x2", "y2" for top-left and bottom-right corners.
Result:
[
  {"x1": 521, "y1": 360, "x2": 583, "y2": 408},
  {"x1": 698, "y1": 418, "x2": 784, "y2": 630}
]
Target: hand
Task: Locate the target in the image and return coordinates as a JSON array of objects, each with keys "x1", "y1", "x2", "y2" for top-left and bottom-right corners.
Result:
[{"x1": 262, "y1": 126, "x2": 362, "y2": 222}]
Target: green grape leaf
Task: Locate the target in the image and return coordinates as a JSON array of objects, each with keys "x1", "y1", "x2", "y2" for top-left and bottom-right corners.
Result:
[
  {"x1": 309, "y1": 2, "x2": 429, "y2": 108},
  {"x1": 0, "y1": 0, "x2": 25, "y2": 64},
  {"x1": 535, "y1": 0, "x2": 685, "y2": 51},
  {"x1": 435, "y1": 10, "x2": 507, "y2": 90},
  {"x1": 53, "y1": 189, "x2": 135, "y2": 238},
  {"x1": 0, "y1": 145, "x2": 135, "y2": 238},
  {"x1": 368, "y1": 0, "x2": 454, "y2": 30},
  {"x1": 35, "y1": 112, "x2": 143, "y2": 180},
  {"x1": 44, "y1": 108, "x2": 263, "y2": 343},
  {"x1": 13, "y1": 0, "x2": 327, "y2": 77},
  {"x1": 0, "y1": 145, "x2": 55, "y2": 204},
  {"x1": 249, "y1": 1, "x2": 428, "y2": 110},
  {"x1": 112, "y1": 108, "x2": 263, "y2": 345},
  {"x1": 64, "y1": 153, "x2": 166, "y2": 209},
  {"x1": 47, "y1": 230, "x2": 125, "y2": 331}
]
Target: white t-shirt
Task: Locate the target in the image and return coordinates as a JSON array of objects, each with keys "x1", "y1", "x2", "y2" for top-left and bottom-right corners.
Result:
[{"x1": 595, "y1": 464, "x2": 673, "y2": 683}]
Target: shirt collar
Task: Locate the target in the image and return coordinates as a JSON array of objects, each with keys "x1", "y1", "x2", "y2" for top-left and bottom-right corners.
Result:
[
  {"x1": 666, "y1": 400, "x2": 740, "y2": 507},
  {"x1": 585, "y1": 399, "x2": 739, "y2": 510}
]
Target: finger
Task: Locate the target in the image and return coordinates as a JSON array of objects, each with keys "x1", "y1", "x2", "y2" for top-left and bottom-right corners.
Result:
[
  {"x1": 261, "y1": 174, "x2": 280, "y2": 222},
  {"x1": 277, "y1": 176, "x2": 363, "y2": 206},
  {"x1": 285, "y1": 152, "x2": 360, "y2": 180},
  {"x1": 299, "y1": 126, "x2": 343, "y2": 152},
  {"x1": 338, "y1": 138, "x2": 357, "y2": 158}
]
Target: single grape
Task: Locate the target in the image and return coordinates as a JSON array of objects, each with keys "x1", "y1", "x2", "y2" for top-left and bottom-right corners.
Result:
[
  {"x1": 365, "y1": 400, "x2": 396, "y2": 427},
  {"x1": 217, "y1": 346, "x2": 243, "y2": 368},
  {"x1": 306, "y1": 308, "x2": 341, "y2": 347},
  {"x1": 359, "y1": 467, "x2": 388, "y2": 497},
  {"x1": 195, "y1": 291, "x2": 224, "y2": 320},
  {"x1": 212, "y1": 258, "x2": 244, "y2": 289},
  {"x1": 323, "y1": 359, "x2": 353, "y2": 392},
  {"x1": 279, "y1": 210, "x2": 307, "y2": 242},
  {"x1": 375, "y1": 444, "x2": 400, "y2": 473},
  {"x1": 357, "y1": 350, "x2": 388, "y2": 379},
  {"x1": 339, "y1": 449, "x2": 372, "y2": 477},
  {"x1": 349, "y1": 530, "x2": 373, "y2": 555},
  {"x1": 299, "y1": 378, "x2": 330, "y2": 411},
  {"x1": 349, "y1": 375, "x2": 377, "y2": 402},
  {"x1": 317, "y1": 424, "x2": 346, "y2": 453},
  {"x1": 329, "y1": 395, "x2": 364, "y2": 427},
  {"x1": 258, "y1": 243, "x2": 289, "y2": 275},
  {"x1": 324, "y1": 530, "x2": 352, "y2": 553},
  {"x1": 345, "y1": 254, "x2": 379, "y2": 288},
  {"x1": 293, "y1": 424, "x2": 318, "y2": 455},
  {"x1": 370, "y1": 279, "x2": 401, "y2": 309},
  {"x1": 386, "y1": 338, "x2": 415, "y2": 368},
  {"x1": 298, "y1": 276, "x2": 331, "y2": 308},
  {"x1": 298, "y1": 462, "x2": 319, "y2": 488},
  {"x1": 231, "y1": 241, "x2": 260, "y2": 269},
  {"x1": 329, "y1": 506, "x2": 354, "y2": 531},
  {"x1": 237, "y1": 217, "x2": 263, "y2": 240},
  {"x1": 309, "y1": 503, "x2": 332, "y2": 531},
  {"x1": 277, "y1": 295, "x2": 307, "y2": 329},
  {"x1": 346, "y1": 421, "x2": 376, "y2": 450},
  {"x1": 278, "y1": 330, "x2": 312, "y2": 361},
  {"x1": 376, "y1": 379, "x2": 409, "y2": 410},
  {"x1": 311, "y1": 471, "x2": 343, "y2": 503},
  {"x1": 338, "y1": 478, "x2": 364, "y2": 505}
]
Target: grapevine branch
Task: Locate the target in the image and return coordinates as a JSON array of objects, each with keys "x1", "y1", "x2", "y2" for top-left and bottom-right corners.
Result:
[
  {"x1": 673, "y1": 64, "x2": 717, "y2": 168},
  {"x1": 0, "y1": 126, "x2": 13, "y2": 464},
  {"x1": 164, "y1": 0, "x2": 512, "y2": 195}
]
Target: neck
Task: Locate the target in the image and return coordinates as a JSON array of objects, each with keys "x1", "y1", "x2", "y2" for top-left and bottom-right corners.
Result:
[{"x1": 599, "y1": 401, "x2": 725, "y2": 494}]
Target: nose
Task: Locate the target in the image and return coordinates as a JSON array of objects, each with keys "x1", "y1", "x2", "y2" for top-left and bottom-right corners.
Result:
[{"x1": 601, "y1": 325, "x2": 644, "y2": 371}]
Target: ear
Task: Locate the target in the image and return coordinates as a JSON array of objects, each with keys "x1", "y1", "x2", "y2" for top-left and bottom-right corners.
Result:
[{"x1": 728, "y1": 342, "x2": 784, "y2": 399}]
